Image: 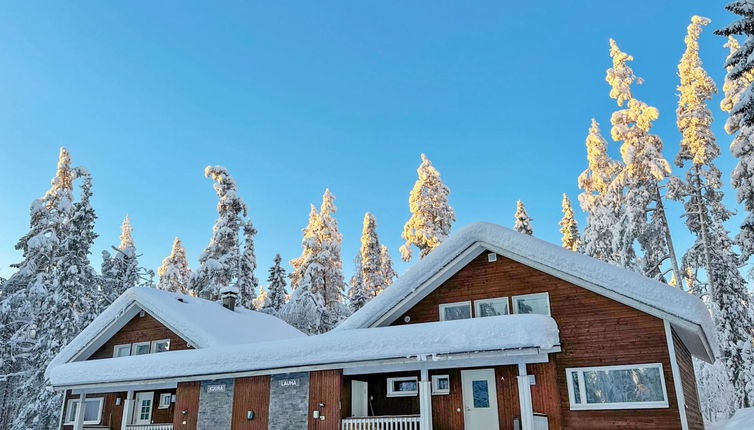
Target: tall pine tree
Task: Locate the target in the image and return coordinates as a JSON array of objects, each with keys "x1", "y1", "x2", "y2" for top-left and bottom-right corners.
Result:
[
  {"x1": 513, "y1": 200, "x2": 534, "y2": 235},
  {"x1": 261, "y1": 254, "x2": 288, "y2": 314},
  {"x1": 380, "y1": 245, "x2": 397, "y2": 289},
  {"x1": 559, "y1": 193, "x2": 580, "y2": 251},
  {"x1": 237, "y1": 220, "x2": 259, "y2": 309},
  {"x1": 348, "y1": 212, "x2": 388, "y2": 312},
  {"x1": 400, "y1": 154, "x2": 455, "y2": 261},
  {"x1": 101, "y1": 216, "x2": 143, "y2": 301},
  {"x1": 156, "y1": 237, "x2": 192, "y2": 294}
]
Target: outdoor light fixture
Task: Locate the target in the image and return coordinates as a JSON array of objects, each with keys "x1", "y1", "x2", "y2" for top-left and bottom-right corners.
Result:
[{"x1": 247, "y1": 410, "x2": 254, "y2": 420}]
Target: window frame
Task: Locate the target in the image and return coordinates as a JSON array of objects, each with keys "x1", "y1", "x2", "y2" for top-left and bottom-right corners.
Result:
[
  {"x1": 150, "y1": 339, "x2": 171, "y2": 354},
  {"x1": 511, "y1": 292, "x2": 551, "y2": 316},
  {"x1": 63, "y1": 397, "x2": 104, "y2": 425},
  {"x1": 113, "y1": 344, "x2": 131, "y2": 358},
  {"x1": 431, "y1": 374, "x2": 450, "y2": 395},
  {"x1": 158, "y1": 393, "x2": 172, "y2": 409},
  {"x1": 438, "y1": 301, "x2": 472, "y2": 321},
  {"x1": 386, "y1": 376, "x2": 419, "y2": 397},
  {"x1": 474, "y1": 297, "x2": 510, "y2": 318},
  {"x1": 565, "y1": 363, "x2": 669, "y2": 410},
  {"x1": 131, "y1": 341, "x2": 151, "y2": 356}
]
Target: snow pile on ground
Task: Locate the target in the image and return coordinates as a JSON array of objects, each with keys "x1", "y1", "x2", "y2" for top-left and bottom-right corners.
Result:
[
  {"x1": 49, "y1": 313, "x2": 559, "y2": 387},
  {"x1": 706, "y1": 408, "x2": 754, "y2": 429},
  {"x1": 338, "y1": 222, "x2": 717, "y2": 354}
]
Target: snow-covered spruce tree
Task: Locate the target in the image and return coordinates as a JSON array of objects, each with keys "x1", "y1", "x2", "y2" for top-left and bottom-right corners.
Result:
[
  {"x1": 101, "y1": 216, "x2": 144, "y2": 301},
  {"x1": 670, "y1": 15, "x2": 754, "y2": 410},
  {"x1": 156, "y1": 237, "x2": 192, "y2": 294},
  {"x1": 192, "y1": 166, "x2": 248, "y2": 301},
  {"x1": 717, "y1": 1, "x2": 754, "y2": 128},
  {"x1": 380, "y1": 244, "x2": 397, "y2": 288},
  {"x1": 348, "y1": 254, "x2": 369, "y2": 312},
  {"x1": 400, "y1": 154, "x2": 455, "y2": 261},
  {"x1": 280, "y1": 190, "x2": 348, "y2": 333},
  {"x1": 262, "y1": 254, "x2": 288, "y2": 314},
  {"x1": 360, "y1": 213, "x2": 386, "y2": 297},
  {"x1": 559, "y1": 193, "x2": 580, "y2": 251},
  {"x1": 577, "y1": 119, "x2": 624, "y2": 263},
  {"x1": 253, "y1": 286, "x2": 268, "y2": 310},
  {"x1": 719, "y1": 34, "x2": 754, "y2": 264},
  {"x1": 605, "y1": 39, "x2": 682, "y2": 284},
  {"x1": 513, "y1": 200, "x2": 534, "y2": 235},
  {"x1": 237, "y1": 220, "x2": 259, "y2": 309}
]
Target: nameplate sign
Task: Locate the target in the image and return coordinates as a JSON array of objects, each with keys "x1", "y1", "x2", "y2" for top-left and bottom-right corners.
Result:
[
  {"x1": 279, "y1": 379, "x2": 300, "y2": 387},
  {"x1": 206, "y1": 384, "x2": 226, "y2": 393}
]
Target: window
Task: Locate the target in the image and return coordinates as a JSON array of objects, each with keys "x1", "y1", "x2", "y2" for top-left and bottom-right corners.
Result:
[
  {"x1": 472, "y1": 380, "x2": 490, "y2": 408},
  {"x1": 113, "y1": 344, "x2": 131, "y2": 358},
  {"x1": 566, "y1": 363, "x2": 669, "y2": 410},
  {"x1": 512, "y1": 293, "x2": 550, "y2": 316},
  {"x1": 151, "y1": 339, "x2": 170, "y2": 353},
  {"x1": 431, "y1": 375, "x2": 450, "y2": 395},
  {"x1": 386, "y1": 377, "x2": 419, "y2": 397},
  {"x1": 64, "y1": 397, "x2": 103, "y2": 425},
  {"x1": 439, "y1": 301, "x2": 472, "y2": 321},
  {"x1": 474, "y1": 297, "x2": 509, "y2": 317},
  {"x1": 132, "y1": 342, "x2": 151, "y2": 355},
  {"x1": 158, "y1": 393, "x2": 172, "y2": 409}
]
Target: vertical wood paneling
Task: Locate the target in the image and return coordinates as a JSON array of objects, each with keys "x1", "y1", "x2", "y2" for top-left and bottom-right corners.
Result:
[
  {"x1": 496, "y1": 365, "x2": 520, "y2": 430},
  {"x1": 429, "y1": 369, "x2": 464, "y2": 430},
  {"x1": 309, "y1": 370, "x2": 342, "y2": 430},
  {"x1": 173, "y1": 381, "x2": 200, "y2": 430},
  {"x1": 88, "y1": 312, "x2": 190, "y2": 360},
  {"x1": 149, "y1": 389, "x2": 177, "y2": 424},
  {"x1": 673, "y1": 330, "x2": 704, "y2": 430},
  {"x1": 231, "y1": 375, "x2": 270, "y2": 430},
  {"x1": 528, "y1": 361, "x2": 562, "y2": 429}
]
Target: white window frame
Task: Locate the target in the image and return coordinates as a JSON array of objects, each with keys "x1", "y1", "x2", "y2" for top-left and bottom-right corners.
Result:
[
  {"x1": 63, "y1": 397, "x2": 104, "y2": 425},
  {"x1": 131, "y1": 341, "x2": 151, "y2": 355},
  {"x1": 565, "y1": 363, "x2": 669, "y2": 410},
  {"x1": 431, "y1": 374, "x2": 450, "y2": 395},
  {"x1": 511, "y1": 292, "x2": 551, "y2": 316},
  {"x1": 386, "y1": 376, "x2": 419, "y2": 397},
  {"x1": 438, "y1": 301, "x2": 472, "y2": 321},
  {"x1": 474, "y1": 297, "x2": 510, "y2": 317},
  {"x1": 113, "y1": 343, "x2": 131, "y2": 358},
  {"x1": 158, "y1": 393, "x2": 172, "y2": 409},
  {"x1": 150, "y1": 339, "x2": 171, "y2": 353}
]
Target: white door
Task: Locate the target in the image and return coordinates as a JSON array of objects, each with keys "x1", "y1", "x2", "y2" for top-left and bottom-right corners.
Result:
[
  {"x1": 133, "y1": 392, "x2": 154, "y2": 425},
  {"x1": 461, "y1": 369, "x2": 500, "y2": 430},
  {"x1": 351, "y1": 380, "x2": 368, "y2": 417}
]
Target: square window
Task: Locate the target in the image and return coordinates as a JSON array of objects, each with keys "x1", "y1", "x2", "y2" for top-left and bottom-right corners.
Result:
[
  {"x1": 151, "y1": 339, "x2": 170, "y2": 353},
  {"x1": 132, "y1": 342, "x2": 151, "y2": 355},
  {"x1": 439, "y1": 301, "x2": 472, "y2": 321},
  {"x1": 431, "y1": 375, "x2": 450, "y2": 395},
  {"x1": 386, "y1": 377, "x2": 419, "y2": 397},
  {"x1": 474, "y1": 298, "x2": 509, "y2": 317},
  {"x1": 113, "y1": 344, "x2": 131, "y2": 358},
  {"x1": 158, "y1": 393, "x2": 172, "y2": 409},
  {"x1": 512, "y1": 293, "x2": 550, "y2": 316}
]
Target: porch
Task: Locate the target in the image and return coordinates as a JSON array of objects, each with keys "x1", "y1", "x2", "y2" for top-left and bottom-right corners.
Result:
[
  {"x1": 341, "y1": 415, "x2": 421, "y2": 429},
  {"x1": 64, "y1": 384, "x2": 176, "y2": 430}
]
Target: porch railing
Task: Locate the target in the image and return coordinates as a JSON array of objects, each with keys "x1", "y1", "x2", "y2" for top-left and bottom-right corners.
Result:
[
  {"x1": 341, "y1": 415, "x2": 421, "y2": 430},
  {"x1": 124, "y1": 425, "x2": 174, "y2": 430}
]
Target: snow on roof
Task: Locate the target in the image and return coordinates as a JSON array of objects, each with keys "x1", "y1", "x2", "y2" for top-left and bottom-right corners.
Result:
[
  {"x1": 49, "y1": 287, "x2": 304, "y2": 371},
  {"x1": 337, "y1": 222, "x2": 717, "y2": 355},
  {"x1": 49, "y1": 314, "x2": 559, "y2": 388}
]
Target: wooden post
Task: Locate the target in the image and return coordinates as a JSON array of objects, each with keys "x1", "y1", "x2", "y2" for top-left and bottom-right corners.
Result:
[
  {"x1": 419, "y1": 369, "x2": 433, "y2": 430},
  {"x1": 121, "y1": 390, "x2": 135, "y2": 428},
  {"x1": 73, "y1": 393, "x2": 85, "y2": 430},
  {"x1": 517, "y1": 363, "x2": 534, "y2": 430}
]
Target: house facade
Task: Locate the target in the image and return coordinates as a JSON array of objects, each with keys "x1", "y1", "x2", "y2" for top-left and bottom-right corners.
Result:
[{"x1": 48, "y1": 222, "x2": 717, "y2": 430}]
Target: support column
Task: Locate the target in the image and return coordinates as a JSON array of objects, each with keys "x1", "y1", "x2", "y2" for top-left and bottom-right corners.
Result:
[
  {"x1": 517, "y1": 363, "x2": 534, "y2": 430},
  {"x1": 73, "y1": 393, "x2": 85, "y2": 430},
  {"x1": 121, "y1": 390, "x2": 135, "y2": 429},
  {"x1": 419, "y1": 369, "x2": 433, "y2": 430}
]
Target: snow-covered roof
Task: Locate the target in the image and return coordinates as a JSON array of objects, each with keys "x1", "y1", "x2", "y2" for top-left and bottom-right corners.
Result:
[
  {"x1": 49, "y1": 314, "x2": 559, "y2": 388},
  {"x1": 49, "y1": 287, "x2": 304, "y2": 371},
  {"x1": 337, "y1": 222, "x2": 717, "y2": 361}
]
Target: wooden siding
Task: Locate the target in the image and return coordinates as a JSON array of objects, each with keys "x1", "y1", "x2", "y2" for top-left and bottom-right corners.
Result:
[
  {"x1": 61, "y1": 390, "x2": 125, "y2": 430},
  {"x1": 150, "y1": 389, "x2": 177, "y2": 424},
  {"x1": 88, "y1": 312, "x2": 190, "y2": 360},
  {"x1": 309, "y1": 370, "x2": 343, "y2": 430},
  {"x1": 173, "y1": 381, "x2": 200, "y2": 430},
  {"x1": 674, "y1": 330, "x2": 704, "y2": 430},
  {"x1": 429, "y1": 369, "x2": 463, "y2": 430},
  {"x1": 393, "y1": 252, "x2": 685, "y2": 429},
  {"x1": 231, "y1": 376, "x2": 270, "y2": 430}
]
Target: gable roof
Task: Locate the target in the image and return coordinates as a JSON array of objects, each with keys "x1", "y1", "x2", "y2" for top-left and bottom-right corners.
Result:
[
  {"x1": 49, "y1": 313, "x2": 560, "y2": 389},
  {"x1": 337, "y1": 222, "x2": 717, "y2": 362},
  {"x1": 48, "y1": 287, "x2": 304, "y2": 371}
]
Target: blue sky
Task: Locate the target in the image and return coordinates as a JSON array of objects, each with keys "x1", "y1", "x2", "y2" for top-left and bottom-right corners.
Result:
[{"x1": 0, "y1": 1, "x2": 741, "y2": 285}]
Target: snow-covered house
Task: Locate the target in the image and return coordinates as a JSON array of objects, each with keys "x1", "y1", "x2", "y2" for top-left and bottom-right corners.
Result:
[{"x1": 48, "y1": 222, "x2": 716, "y2": 430}]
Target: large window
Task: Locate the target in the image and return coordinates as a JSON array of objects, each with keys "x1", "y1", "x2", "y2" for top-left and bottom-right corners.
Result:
[
  {"x1": 64, "y1": 397, "x2": 103, "y2": 425},
  {"x1": 439, "y1": 301, "x2": 472, "y2": 321},
  {"x1": 386, "y1": 377, "x2": 419, "y2": 397},
  {"x1": 512, "y1": 293, "x2": 551, "y2": 316},
  {"x1": 566, "y1": 363, "x2": 669, "y2": 410},
  {"x1": 474, "y1": 297, "x2": 509, "y2": 317}
]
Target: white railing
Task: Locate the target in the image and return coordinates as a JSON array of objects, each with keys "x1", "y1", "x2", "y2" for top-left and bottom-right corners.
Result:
[
  {"x1": 124, "y1": 425, "x2": 174, "y2": 430},
  {"x1": 342, "y1": 415, "x2": 421, "y2": 430}
]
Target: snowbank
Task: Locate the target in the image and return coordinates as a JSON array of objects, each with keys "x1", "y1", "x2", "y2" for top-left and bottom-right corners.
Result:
[
  {"x1": 706, "y1": 408, "x2": 754, "y2": 429},
  {"x1": 339, "y1": 222, "x2": 717, "y2": 355},
  {"x1": 49, "y1": 314, "x2": 559, "y2": 387}
]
